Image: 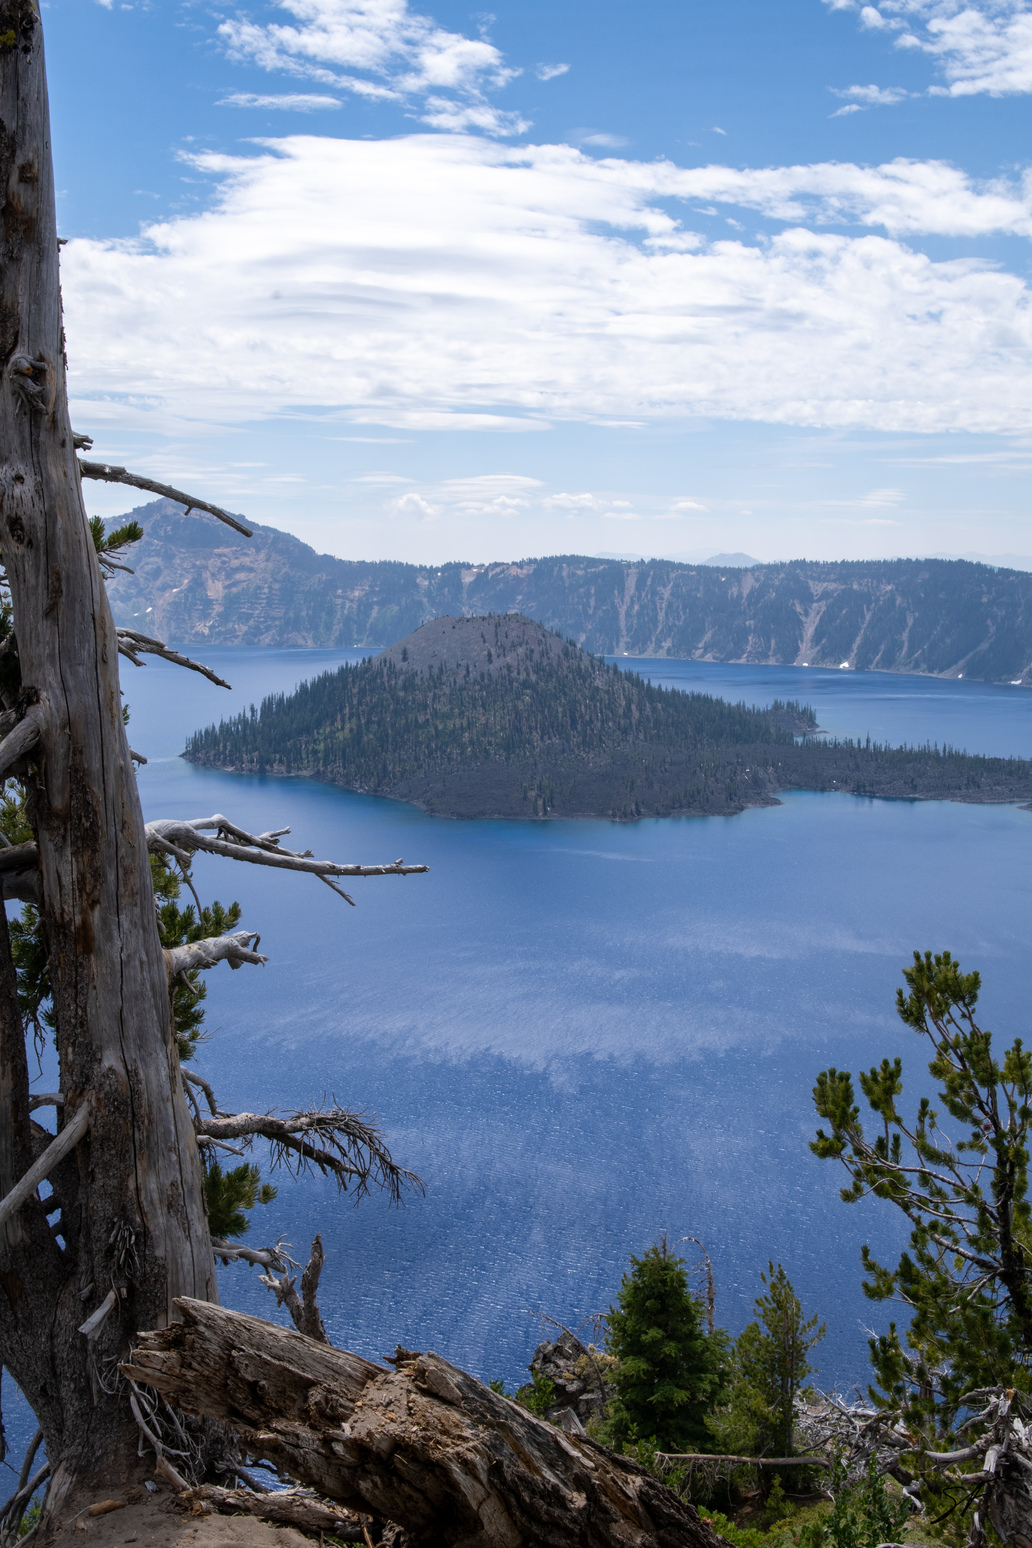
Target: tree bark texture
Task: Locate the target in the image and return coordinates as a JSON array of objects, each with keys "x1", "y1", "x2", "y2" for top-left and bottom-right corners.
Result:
[
  {"x1": 0, "y1": 4, "x2": 216, "y2": 1522},
  {"x1": 126, "y1": 1299, "x2": 732, "y2": 1548}
]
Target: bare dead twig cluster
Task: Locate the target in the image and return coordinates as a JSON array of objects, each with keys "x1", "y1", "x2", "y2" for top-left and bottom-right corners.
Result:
[{"x1": 195, "y1": 1103, "x2": 423, "y2": 1205}]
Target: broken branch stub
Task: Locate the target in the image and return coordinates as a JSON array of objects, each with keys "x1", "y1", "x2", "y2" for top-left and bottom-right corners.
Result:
[
  {"x1": 164, "y1": 930, "x2": 268, "y2": 977},
  {"x1": 124, "y1": 1298, "x2": 731, "y2": 1548}
]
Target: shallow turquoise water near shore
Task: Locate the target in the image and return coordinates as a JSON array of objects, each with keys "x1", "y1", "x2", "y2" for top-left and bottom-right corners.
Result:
[{"x1": 5, "y1": 653, "x2": 1031, "y2": 1483}]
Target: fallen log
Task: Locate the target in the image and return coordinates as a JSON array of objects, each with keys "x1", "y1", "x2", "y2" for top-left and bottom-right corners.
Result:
[
  {"x1": 181, "y1": 1484, "x2": 370, "y2": 1541},
  {"x1": 124, "y1": 1298, "x2": 729, "y2": 1548}
]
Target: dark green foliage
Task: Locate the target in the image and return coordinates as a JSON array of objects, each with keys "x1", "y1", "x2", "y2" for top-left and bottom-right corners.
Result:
[
  {"x1": 515, "y1": 1372, "x2": 557, "y2": 1416},
  {"x1": 184, "y1": 622, "x2": 1032, "y2": 820},
  {"x1": 812, "y1": 950, "x2": 1032, "y2": 1437},
  {"x1": 712, "y1": 1266, "x2": 824, "y2": 1463},
  {"x1": 797, "y1": 1458, "x2": 911, "y2": 1548},
  {"x1": 186, "y1": 646, "x2": 811, "y2": 785},
  {"x1": 203, "y1": 1160, "x2": 277, "y2": 1239},
  {"x1": 605, "y1": 1239, "x2": 727, "y2": 1453},
  {"x1": 153, "y1": 856, "x2": 242, "y2": 1061},
  {"x1": 90, "y1": 514, "x2": 144, "y2": 577}
]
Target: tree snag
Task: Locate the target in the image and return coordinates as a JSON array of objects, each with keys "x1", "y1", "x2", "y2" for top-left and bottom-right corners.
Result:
[
  {"x1": 0, "y1": 6, "x2": 426, "y2": 1530},
  {"x1": 125, "y1": 1298, "x2": 730, "y2": 1548},
  {"x1": 1, "y1": 2, "x2": 218, "y2": 1519}
]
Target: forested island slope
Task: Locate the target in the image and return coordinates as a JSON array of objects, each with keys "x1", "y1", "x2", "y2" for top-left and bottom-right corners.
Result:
[
  {"x1": 185, "y1": 615, "x2": 1032, "y2": 819},
  {"x1": 107, "y1": 502, "x2": 1032, "y2": 683}
]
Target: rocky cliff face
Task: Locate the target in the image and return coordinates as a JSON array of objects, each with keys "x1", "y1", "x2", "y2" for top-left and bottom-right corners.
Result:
[{"x1": 106, "y1": 501, "x2": 1032, "y2": 682}]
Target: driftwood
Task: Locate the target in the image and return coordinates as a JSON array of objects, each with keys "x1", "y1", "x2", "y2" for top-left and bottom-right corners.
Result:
[
  {"x1": 125, "y1": 1298, "x2": 730, "y2": 1548},
  {"x1": 182, "y1": 1484, "x2": 369, "y2": 1541}
]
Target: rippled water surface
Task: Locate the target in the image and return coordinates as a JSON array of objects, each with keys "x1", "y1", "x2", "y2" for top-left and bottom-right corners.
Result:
[
  {"x1": 118, "y1": 652, "x2": 1032, "y2": 1385},
  {"x1": 7, "y1": 653, "x2": 1031, "y2": 1471}
]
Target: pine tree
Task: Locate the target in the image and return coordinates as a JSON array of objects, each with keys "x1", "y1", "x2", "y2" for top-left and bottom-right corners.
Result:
[
  {"x1": 605, "y1": 1237, "x2": 727, "y2": 1453},
  {"x1": 717, "y1": 1264, "x2": 824, "y2": 1460},
  {"x1": 812, "y1": 949, "x2": 1032, "y2": 1438}
]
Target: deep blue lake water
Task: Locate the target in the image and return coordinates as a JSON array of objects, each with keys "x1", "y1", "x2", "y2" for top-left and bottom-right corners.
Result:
[{"x1": 6, "y1": 654, "x2": 1032, "y2": 1481}]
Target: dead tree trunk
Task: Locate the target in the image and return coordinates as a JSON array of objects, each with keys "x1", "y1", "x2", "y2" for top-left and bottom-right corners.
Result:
[
  {"x1": 126, "y1": 1298, "x2": 730, "y2": 1548},
  {"x1": 0, "y1": 2, "x2": 216, "y2": 1522}
]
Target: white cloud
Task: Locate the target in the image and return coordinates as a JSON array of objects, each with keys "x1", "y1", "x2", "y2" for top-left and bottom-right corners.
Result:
[
  {"x1": 420, "y1": 97, "x2": 529, "y2": 134},
  {"x1": 825, "y1": 0, "x2": 1032, "y2": 96},
  {"x1": 61, "y1": 134, "x2": 1032, "y2": 441},
  {"x1": 545, "y1": 492, "x2": 603, "y2": 510},
  {"x1": 830, "y1": 83, "x2": 911, "y2": 112},
  {"x1": 667, "y1": 499, "x2": 709, "y2": 512},
  {"x1": 218, "y1": 91, "x2": 343, "y2": 109},
  {"x1": 218, "y1": 0, "x2": 525, "y2": 133},
  {"x1": 384, "y1": 473, "x2": 542, "y2": 518},
  {"x1": 535, "y1": 63, "x2": 569, "y2": 81},
  {"x1": 580, "y1": 132, "x2": 628, "y2": 148}
]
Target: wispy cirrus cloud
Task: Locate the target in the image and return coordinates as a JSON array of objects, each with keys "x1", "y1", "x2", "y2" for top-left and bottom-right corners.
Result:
[
  {"x1": 61, "y1": 135, "x2": 1032, "y2": 440},
  {"x1": 218, "y1": 0, "x2": 528, "y2": 134},
  {"x1": 824, "y1": 0, "x2": 1032, "y2": 96},
  {"x1": 218, "y1": 90, "x2": 343, "y2": 109}
]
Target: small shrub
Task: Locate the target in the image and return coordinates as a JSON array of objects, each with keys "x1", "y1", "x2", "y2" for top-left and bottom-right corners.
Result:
[{"x1": 515, "y1": 1371, "x2": 556, "y2": 1416}]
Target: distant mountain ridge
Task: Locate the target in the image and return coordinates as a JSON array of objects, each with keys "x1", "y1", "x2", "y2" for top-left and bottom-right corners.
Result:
[{"x1": 107, "y1": 500, "x2": 1032, "y2": 683}]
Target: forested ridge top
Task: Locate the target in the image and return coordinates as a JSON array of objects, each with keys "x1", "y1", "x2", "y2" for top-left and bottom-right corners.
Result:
[
  {"x1": 185, "y1": 614, "x2": 1032, "y2": 820},
  {"x1": 108, "y1": 501, "x2": 1032, "y2": 683}
]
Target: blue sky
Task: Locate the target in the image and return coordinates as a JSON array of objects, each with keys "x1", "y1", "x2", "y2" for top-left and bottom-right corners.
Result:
[{"x1": 49, "y1": 0, "x2": 1032, "y2": 563}]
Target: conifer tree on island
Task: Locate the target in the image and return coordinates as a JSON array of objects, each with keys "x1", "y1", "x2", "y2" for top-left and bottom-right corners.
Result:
[{"x1": 0, "y1": 10, "x2": 737, "y2": 1545}]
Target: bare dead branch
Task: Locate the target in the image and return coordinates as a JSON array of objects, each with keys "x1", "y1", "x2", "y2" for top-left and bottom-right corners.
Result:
[
  {"x1": 211, "y1": 1236, "x2": 298, "y2": 1272},
  {"x1": 0, "y1": 710, "x2": 40, "y2": 782},
  {"x1": 0, "y1": 1099, "x2": 90, "y2": 1231},
  {"x1": 17, "y1": 1431, "x2": 43, "y2": 1496},
  {"x1": 144, "y1": 816, "x2": 428, "y2": 891},
  {"x1": 183, "y1": 1069, "x2": 221, "y2": 1116},
  {"x1": 259, "y1": 1233, "x2": 329, "y2": 1344},
  {"x1": 0, "y1": 1461, "x2": 49, "y2": 1541},
  {"x1": 78, "y1": 462, "x2": 253, "y2": 538},
  {"x1": 299, "y1": 1233, "x2": 329, "y2": 1343},
  {"x1": 196, "y1": 1136, "x2": 247, "y2": 1157},
  {"x1": 657, "y1": 1453, "x2": 828, "y2": 1467},
  {"x1": 77, "y1": 1288, "x2": 118, "y2": 1340},
  {"x1": 116, "y1": 630, "x2": 231, "y2": 691},
  {"x1": 0, "y1": 839, "x2": 40, "y2": 905},
  {"x1": 679, "y1": 1236, "x2": 716, "y2": 1336},
  {"x1": 27, "y1": 1093, "x2": 62, "y2": 1111},
  {"x1": 163, "y1": 930, "x2": 268, "y2": 978},
  {"x1": 194, "y1": 1105, "x2": 423, "y2": 1206}
]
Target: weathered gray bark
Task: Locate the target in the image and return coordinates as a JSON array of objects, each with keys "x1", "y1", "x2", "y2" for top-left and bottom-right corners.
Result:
[
  {"x1": 0, "y1": 3, "x2": 216, "y2": 1523},
  {"x1": 126, "y1": 1298, "x2": 731, "y2": 1548}
]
